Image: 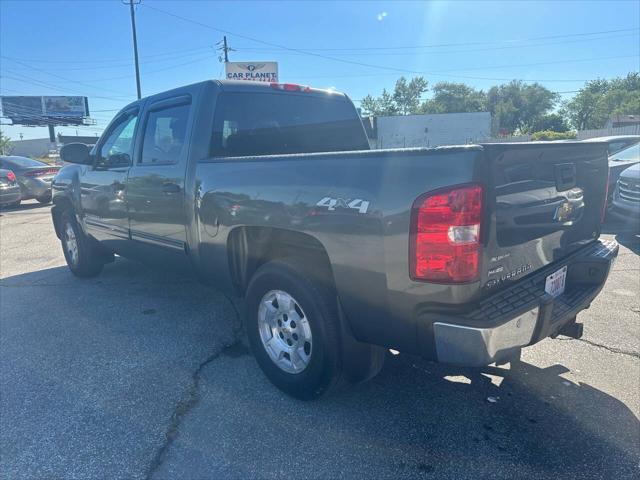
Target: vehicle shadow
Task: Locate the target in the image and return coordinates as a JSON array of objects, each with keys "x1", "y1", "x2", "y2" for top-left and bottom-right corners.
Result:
[
  {"x1": 0, "y1": 201, "x2": 51, "y2": 214},
  {"x1": 2, "y1": 260, "x2": 638, "y2": 479},
  {"x1": 602, "y1": 219, "x2": 640, "y2": 254}
]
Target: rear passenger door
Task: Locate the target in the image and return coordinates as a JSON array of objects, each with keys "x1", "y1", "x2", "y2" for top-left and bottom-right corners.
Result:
[{"x1": 126, "y1": 95, "x2": 192, "y2": 253}]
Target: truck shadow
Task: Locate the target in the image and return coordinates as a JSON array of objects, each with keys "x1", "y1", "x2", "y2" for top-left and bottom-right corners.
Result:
[
  {"x1": 2, "y1": 260, "x2": 638, "y2": 479},
  {"x1": 602, "y1": 219, "x2": 640, "y2": 255}
]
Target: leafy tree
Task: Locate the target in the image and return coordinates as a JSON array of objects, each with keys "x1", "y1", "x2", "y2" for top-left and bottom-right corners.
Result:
[
  {"x1": 393, "y1": 77, "x2": 428, "y2": 115},
  {"x1": 530, "y1": 113, "x2": 570, "y2": 133},
  {"x1": 564, "y1": 73, "x2": 640, "y2": 129},
  {"x1": 421, "y1": 82, "x2": 487, "y2": 114},
  {"x1": 360, "y1": 89, "x2": 399, "y2": 116},
  {"x1": 0, "y1": 131, "x2": 12, "y2": 155},
  {"x1": 487, "y1": 80, "x2": 558, "y2": 134},
  {"x1": 360, "y1": 77, "x2": 427, "y2": 116}
]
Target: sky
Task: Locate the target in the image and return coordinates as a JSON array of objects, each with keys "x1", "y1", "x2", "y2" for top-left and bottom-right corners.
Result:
[{"x1": 1, "y1": 0, "x2": 639, "y2": 140}]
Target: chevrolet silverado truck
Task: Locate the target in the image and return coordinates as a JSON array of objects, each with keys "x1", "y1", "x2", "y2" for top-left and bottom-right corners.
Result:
[{"x1": 52, "y1": 80, "x2": 618, "y2": 399}]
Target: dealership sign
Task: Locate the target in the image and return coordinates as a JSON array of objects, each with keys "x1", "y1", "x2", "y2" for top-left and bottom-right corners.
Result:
[{"x1": 225, "y1": 62, "x2": 278, "y2": 82}]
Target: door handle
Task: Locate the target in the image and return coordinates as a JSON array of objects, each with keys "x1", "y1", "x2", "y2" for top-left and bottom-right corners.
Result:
[
  {"x1": 113, "y1": 181, "x2": 125, "y2": 192},
  {"x1": 162, "y1": 182, "x2": 181, "y2": 194}
]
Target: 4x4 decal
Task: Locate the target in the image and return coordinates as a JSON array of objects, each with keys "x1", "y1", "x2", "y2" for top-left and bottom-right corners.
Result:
[{"x1": 316, "y1": 197, "x2": 370, "y2": 214}]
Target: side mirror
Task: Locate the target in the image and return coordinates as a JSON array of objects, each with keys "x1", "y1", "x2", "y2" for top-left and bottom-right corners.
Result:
[{"x1": 60, "y1": 143, "x2": 92, "y2": 165}]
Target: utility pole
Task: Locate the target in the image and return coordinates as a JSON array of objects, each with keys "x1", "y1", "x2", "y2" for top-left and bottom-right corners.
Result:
[
  {"x1": 222, "y1": 36, "x2": 229, "y2": 62},
  {"x1": 126, "y1": 0, "x2": 142, "y2": 99},
  {"x1": 217, "y1": 36, "x2": 234, "y2": 63}
]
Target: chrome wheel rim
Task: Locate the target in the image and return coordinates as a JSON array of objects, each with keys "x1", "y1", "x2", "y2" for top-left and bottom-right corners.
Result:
[
  {"x1": 64, "y1": 222, "x2": 79, "y2": 266},
  {"x1": 258, "y1": 290, "x2": 312, "y2": 374}
]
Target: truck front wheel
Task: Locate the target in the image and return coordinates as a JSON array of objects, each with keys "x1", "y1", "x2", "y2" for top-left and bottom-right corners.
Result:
[
  {"x1": 245, "y1": 259, "x2": 344, "y2": 400},
  {"x1": 59, "y1": 210, "x2": 105, "y2": 278}
]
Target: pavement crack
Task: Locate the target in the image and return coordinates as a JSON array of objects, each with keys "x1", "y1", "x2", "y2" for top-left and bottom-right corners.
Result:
[
  {"x1": 557, "y1": 337, "x2": 640, "y2": 359},
  {"x1": 145, "y1": 293, "x2": 243, "y2": 480}
]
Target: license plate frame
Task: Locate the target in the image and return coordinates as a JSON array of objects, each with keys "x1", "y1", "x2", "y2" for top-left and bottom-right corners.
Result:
[{"x1": 545, "y1": 265, "x2": 567, "y2": 298}]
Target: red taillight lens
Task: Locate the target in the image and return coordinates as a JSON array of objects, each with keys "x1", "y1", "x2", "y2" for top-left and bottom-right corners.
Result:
[
  {"x1": 270, "y1": 83, "x2": 311, "y2": 93},
  {"x1": 23, "y1": 168, "x2": 58, "y2": 177},
  {"x1": 6, "y1": 171, "x2": 16, "y2": 182},
  {"x1": 410, "y1": 184, "x2": 483, "y2": 283}
]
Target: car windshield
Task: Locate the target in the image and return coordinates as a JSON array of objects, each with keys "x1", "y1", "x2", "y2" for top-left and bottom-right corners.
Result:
[
  {"x1": 610, "y1": 143, "x2": 640, "y2": 162},
  {"x1": 2, "y1": 156, "x2": 47, "y2": 168}
]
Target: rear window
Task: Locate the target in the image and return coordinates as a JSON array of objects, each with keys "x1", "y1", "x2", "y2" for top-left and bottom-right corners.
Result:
[{"x1": 211, "y1": 92, "x2": 369, "y2": 157}]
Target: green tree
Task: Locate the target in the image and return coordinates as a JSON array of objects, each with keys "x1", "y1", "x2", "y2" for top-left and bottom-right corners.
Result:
[
  {"x1": 360, "y1": 77, "x2": 427, "y2": 116},
  {"x1": 564, "y1": 73, "x2": 640, "y2": 129},
  {"x1": 487, "y1": 80, "x2": 558, "y2": 134},
  {"x1": 530, "y1": 113, "x2": 570, "y2": 133},
  {"x1": 393, "y1": 77, "x2": 428, "y2": 115},
  {"x1": 0, "y1": 131, "x2": 12, "y2": 155},
  {"x1": 421, "y1": 82, "x2": 487, "y2": 114},
  {"x1": 360, "y1": 89, "x2": 399, "y2": 116}
]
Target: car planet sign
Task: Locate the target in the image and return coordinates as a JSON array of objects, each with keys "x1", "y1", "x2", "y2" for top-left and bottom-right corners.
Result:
[{"x1": 225, "y1": 62, "x2": 278, "y2": 82}]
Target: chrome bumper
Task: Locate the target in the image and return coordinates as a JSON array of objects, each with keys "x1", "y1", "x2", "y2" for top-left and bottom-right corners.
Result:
[
  {"x1": 433, "y1": 308, "x2": 538, "y2": 366},
  {"x1": 429, "y1": 239, "x2": 618, "y2": 367}
]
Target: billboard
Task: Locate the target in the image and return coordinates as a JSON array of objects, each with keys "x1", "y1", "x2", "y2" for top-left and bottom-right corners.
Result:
[
  {"x1": 225, "y1": 62, "x2": 278, "y2": 82},
  {"x1": 0, "y1": 96, "x2": 89, "y2": 126}
]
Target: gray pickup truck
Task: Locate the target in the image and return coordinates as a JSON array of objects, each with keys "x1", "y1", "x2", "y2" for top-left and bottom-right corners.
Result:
[{"x1": 52, "y1": 80, "x2": 618, "y2": 399}]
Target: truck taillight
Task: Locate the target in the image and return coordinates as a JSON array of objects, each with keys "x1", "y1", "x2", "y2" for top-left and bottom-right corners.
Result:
[
  {"x1": 410, "y1": 184, "x2": 483, "y2": 283},
  {"x1": 270, "y1": 83, "x2": 311, "y2": 93}
]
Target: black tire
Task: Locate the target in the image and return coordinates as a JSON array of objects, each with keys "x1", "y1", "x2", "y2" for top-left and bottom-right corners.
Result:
[
  {"x1": 59, "y1": 209, "x2": 104, "y2": 278},
  {"x1": 245, "y1": 258, "x2": 344, "y2": 400},
  {"x1": 36, "y1": 194, "x2": 52, "y2": 204}
]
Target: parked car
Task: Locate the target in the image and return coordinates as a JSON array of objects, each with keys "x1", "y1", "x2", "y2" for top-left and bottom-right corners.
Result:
[
  {"x1": 583, "y1": 135, "x2": 640, "y2": 156},
  {"x1": 52, "y1": 80, "x2": 617, "y2": 399},
  {"x1": 0, "y1": 169, "x2": 22, "y2": 208},
  {"x1": 609, "y1": 162, "x2": 640, "y2": 228},
  {"x1": 606, "y1": 142, "x2": 640, "y2": 210},
  {"x1": 0, "y1": 156, "x2": 60, "y2": 204}
]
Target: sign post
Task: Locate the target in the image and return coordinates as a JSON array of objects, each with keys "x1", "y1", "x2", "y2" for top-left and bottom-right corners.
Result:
[{"x1": 225, "y1": 62, "x2": 279, "y2": 83}]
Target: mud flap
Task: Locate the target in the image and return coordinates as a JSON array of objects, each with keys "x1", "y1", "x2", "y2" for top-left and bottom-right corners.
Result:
[{"x1": 337, "y1": 298, "x2": 386, "y2": 384}]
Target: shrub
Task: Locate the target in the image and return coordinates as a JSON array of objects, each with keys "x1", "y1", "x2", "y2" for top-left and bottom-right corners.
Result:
[{"x1": 531, "y1": 130, "x2": 577, "y2": 141}]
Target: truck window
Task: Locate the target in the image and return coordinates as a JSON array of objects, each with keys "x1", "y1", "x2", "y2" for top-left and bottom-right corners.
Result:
[
  {"x1": 140, "y1": 103, "x2": 191, "y2": 164},
  {"x1": 211, "y1": 92, "x2": 369, "y2": 157},
  {"x1": 98, "y1": 111, "x2": 138, "y2": 168}
]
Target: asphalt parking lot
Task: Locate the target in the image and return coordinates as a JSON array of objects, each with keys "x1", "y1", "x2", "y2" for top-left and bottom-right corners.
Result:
[{"x1": 1, "y1": 200, "x2": 639, "y2": 480}]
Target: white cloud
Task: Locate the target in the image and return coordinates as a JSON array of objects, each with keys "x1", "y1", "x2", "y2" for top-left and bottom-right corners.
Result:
[{"x1": 376, "y1": 11, "x2": 388, "y2": 21}]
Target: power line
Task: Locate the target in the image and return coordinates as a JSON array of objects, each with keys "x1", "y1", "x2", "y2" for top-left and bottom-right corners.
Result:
[
  {"x1": 236, "y1": 32, "x2": 638, "y2": 57},
  {"x1": 1, "y1": 72, "x2": 135, "y2": 102},
  {"x1": 1, "y1": 57, "x2": 134, "y2": 97},
  {"x1": 235, "y1": 27, "x2": 640, "y2": 52},
  {"x1": 139, "y1": 4, "x2": 609, "y2": 83}
]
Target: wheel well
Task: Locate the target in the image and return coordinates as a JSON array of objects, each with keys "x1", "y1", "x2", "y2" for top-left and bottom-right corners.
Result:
[
  {"x1": 51, "y1": 196, "x2": 73, "y2": 240},
  {"x1": 228, "y1": 227, "x2": 335, "y2": 296}
]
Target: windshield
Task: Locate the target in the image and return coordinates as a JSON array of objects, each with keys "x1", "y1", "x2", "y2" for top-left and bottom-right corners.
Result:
[
  {"x1": 2, "y1": 156, "x2": 47, "y2": 168},
  {"x1": 610, "y1": 143, "x2": 640, "y2": 162}
]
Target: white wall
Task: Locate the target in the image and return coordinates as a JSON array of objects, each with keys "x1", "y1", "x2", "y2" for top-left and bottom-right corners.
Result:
[
  {"x1": 6, "y1": 138, "x2": 51, "y2": 158},
  {"x1": 374, "y1": 112, "x2": 492, "y2": 149}
]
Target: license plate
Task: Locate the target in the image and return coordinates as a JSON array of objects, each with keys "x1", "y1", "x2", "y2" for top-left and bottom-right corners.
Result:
[{"x1": 545, "y1": 266, "x2": 567, "y2": 298}]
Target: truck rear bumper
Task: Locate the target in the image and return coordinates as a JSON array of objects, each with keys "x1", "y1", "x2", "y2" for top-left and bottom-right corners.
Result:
[{"x1": 427, "y1": 239, "x2": 618, "y2": 366}]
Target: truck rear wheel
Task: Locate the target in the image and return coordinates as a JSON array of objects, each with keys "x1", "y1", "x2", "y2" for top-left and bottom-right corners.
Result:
[
  {"x1": 245, "y1": 259, "x2": 345, "y2": 400},
  {"x1": 59, "y1": 210, "x2": 105, "y2": 278}
]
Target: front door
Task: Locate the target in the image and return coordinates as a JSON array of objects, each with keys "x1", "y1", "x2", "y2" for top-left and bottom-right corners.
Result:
[
  {"x1": 81, "y1": 108, "x2": 138, "y2": 250},
  {"x1": 126, "y1": 95, "x2": 192, "y2": 253}
]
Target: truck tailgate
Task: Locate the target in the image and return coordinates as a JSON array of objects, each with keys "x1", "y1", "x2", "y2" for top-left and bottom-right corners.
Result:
[{"x1": 481, "y1": 142, "x2": 609, "y2": 292}]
